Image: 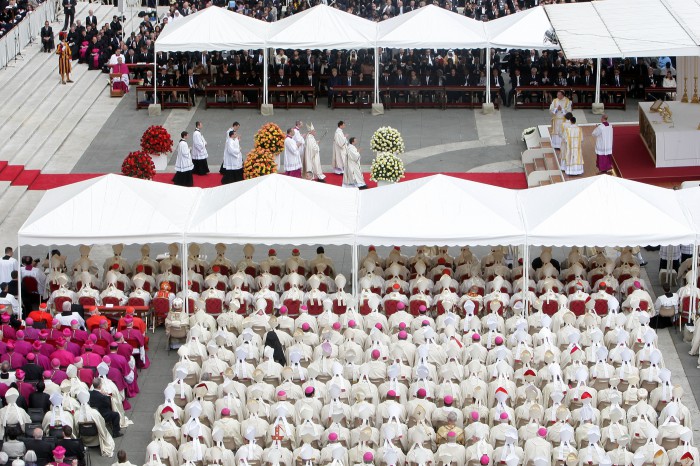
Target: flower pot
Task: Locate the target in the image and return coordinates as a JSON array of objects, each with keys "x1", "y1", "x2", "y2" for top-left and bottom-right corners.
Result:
[
  {"x1": 149, "y1": 153, "x2": 169, "y2": 172},
  {"x1": 376, "y1": 180, "x2": 396, "y2": 187},
  {"x1": 523, "y1": 129, "x2": 540, "y2": 149}
]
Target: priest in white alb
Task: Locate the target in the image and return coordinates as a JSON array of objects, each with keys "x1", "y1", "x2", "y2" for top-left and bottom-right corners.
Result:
[
  {"x1": 303, "y1": 123, "x2": 326, "y2": 183},
  {"x1": 592, "y1": 114, "x2": 613, "y2": 174},
  {"x1": 563, "y1": 116, "x2": 584, "y2": 176},
  {"x1": 333, "y1": 121, "x2": 348, "y2": 175},
  {"x1": 549, "y1": 90, "x2": 572, "y2": 150},
  {"x1": 342, "y1": 136, "x2": 366, "y2": 189}
]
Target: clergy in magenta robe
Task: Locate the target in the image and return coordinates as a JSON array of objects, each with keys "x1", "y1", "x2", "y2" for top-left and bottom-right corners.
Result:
[
  {"x1": 592, "y1": 114, "x2": 614, "y2": 174},
  {"x1": 111, "y1": 59, "x2": 130, "y2": 93}
]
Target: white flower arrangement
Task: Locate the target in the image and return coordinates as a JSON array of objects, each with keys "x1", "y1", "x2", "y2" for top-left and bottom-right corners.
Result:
[
  {"x1": 521, "y1": 127, "x2": 537, "y2": 141},
  {"x1": 370, "y1": 151, "x2": 406, "y2": 183},
  {"x1": 370, "y1": 126, "x2": 405, "y2": 155}
]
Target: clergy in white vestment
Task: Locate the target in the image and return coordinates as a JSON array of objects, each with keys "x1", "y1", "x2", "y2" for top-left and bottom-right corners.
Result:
[
  {"x1": 342, "y1": 137, "x2": 366, "y2": 189},
  {"x1": 173, "y1": 131, "x2": 194, "y2": 187},
  {"x1": 192, "y1": 121, "x2": 210, "y2": 176},
  {"x1": 592, "y1": 114, "x2": 613, "y2": 174},
  {"x1": 563, "y1": 116, "x2": 584, "y2": 176},
  {"x1": 283, "y1": 128, "x2": 303, "y2": 178},
  {"x1": 549, "y1": 91, "x2": 572, "y2": 149},
  {"x1": 293, "y1": 120, "x2": 305, "y2": 155},
  {"x1": 332, "y1": 121, "x2": 348, "y2": 174},
  {"x1": 221, "y1": 130, "x2": 243, "y2": 185},
  {"x1": 303, "y1": 123, "x2": 325, "y2": 182}
]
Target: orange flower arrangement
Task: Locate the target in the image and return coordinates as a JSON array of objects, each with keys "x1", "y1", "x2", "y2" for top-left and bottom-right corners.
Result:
[
  {"x1": 253, "y1": 122, "x2": 285, "y2": 156},
  {"x1": 244, "y1": 147, "x2": 278, "y2": 180}
]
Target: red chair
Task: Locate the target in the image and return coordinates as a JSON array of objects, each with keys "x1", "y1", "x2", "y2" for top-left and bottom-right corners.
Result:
[
  {"x1": 319, "y1": 283, "x2": 328, "y2": 293},
  {"x1": 53, "y1": 297, "x2": 72, "y2": 313},
  {"x1": 22, "y1": 277, "x2": 40, "y2": 307},
  {"x1": 569, "y1": 300, "x2": 586, "y2": 316},
  {"x1": 116, "y1": 281, "x2": 125, "y2": 292},
  {"x1": 270, "y1": 266, "x2": 282, "y2": 277},
  {"x1": 485, "y1": 300, "x2": 504, "y2": 315},
  {"x1": 143, "y1": 265, "x2": 154, "y2": 276},
  {"x1": 48, "y1": 281, "x2": 60, "y2": 293},
  {"x1": 187, "y1": 298, "x2": 195, "y2": 313},
  {"x1": 143, "y1": 282, "x2": 151, "y2": 293},
  {"x1": 332, "y1": 300, "x2": 347, "y2": 315},
  {"x1": 681, "y1": 296, "x2": 699, "y2": 325},
  {"x1": 593, "y1": 299, "x2": 609, "y2": 315},
  {"x1": 590, "y1": 274, "x2": 604, "y2": 285},
  {"x1": 542, "y1": 300, "x2": 558, "y2": 316},
  {"x1": 283, "y1": 299, "x2": 301, "y2": 317},
  {"x1": 167, "y1": 281, "x2": 178, "y2": 293},
  {"x1": 409, "y1": 300, "x2": 429, "y2": 316},
  {"x1": 191, "y1": 265, "x2": 205, "y2": 276},
  {"x1": 205, "y1": 298, "x2": 223, "y2": 316},
  {"x1": 359, "y1": 298, "x2": 371, "y2": 315},
  {"x1": 384, "y1": 300, "x2": 400, "y2": 316},
  {"x1": 307, "y1": 301, "x2": 323, "y2": 315},
  {"x1": 215, "y1": 282, "x2": 226, "y2": 292},
  {"x1": 172, "y1": 265, "x2": 182, "y2": 276},
  {"x1": 102, "y1": 296, "x2": 121, "y2": 306},
  {"x1": 151, "y1": 298, "x2": 170, "y2": 326},
  {"x1": 75, "y1": 281, "x2": 83, "y2": 290},
  {"x1": 245, "y1": 266, "x2": 257, "y2": 277},
  {"x1": 618, "y1": 274, "x2": 632, "y2": 284},
  {"x1": 217, "y1": 266, "x2": 231, "y2": 277},
  {"x1": 370, "y1": 286, "x2": 382, "y2": 295},
  {"x1": 190, "y1": 281, "x2": 200, "y2": 293},
  {"x1": 436, "y1": 300, "x2": 450, "y2": 315},
  {"x1": 128, "y1": 297, "x2": 145, "y2": 307}
]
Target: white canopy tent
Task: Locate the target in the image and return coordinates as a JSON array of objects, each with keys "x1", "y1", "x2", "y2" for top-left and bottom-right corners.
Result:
[
  {"x1": 356, "y1": 175, "x2": 525, "y2": 247},
  {"x1": 267, "y1": 5, "x2": 377, "y2": 50},
  {"x1": 544, "y1": 0, "x2": 700, "y2": 59},
  {"x1": 518, "y1": 175, "x2": 697, "y2": 247},
  {"x1": 153, "y1": 7, "x2": 268, "y2": 104},
  {"x1": 485, "y1": 7, "x2": 555, "y2": 50},
  {"x1": 376, "y1": 5, "x2": 487, "y2": 49},
  {"x1": 18, "y1": 174, "x2": 201, "y2": 246},
  {"x1": 186, "y1": 174, "x2": 359, "y2": 246}
]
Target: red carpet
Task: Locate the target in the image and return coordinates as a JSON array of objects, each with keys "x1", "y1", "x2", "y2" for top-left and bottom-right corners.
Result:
[
  {"x1": 0, "y1": 165, "x2": 24, "y2": 182},
  {"x1": 11, "y1": 169, "x2": 40, "y2": 187},
  {"x1": 25, "y1": 171, "x2": 527, "y2": 190},
  {"x1": 613, "y1": 125, "x2": 700, "y2": 185}
]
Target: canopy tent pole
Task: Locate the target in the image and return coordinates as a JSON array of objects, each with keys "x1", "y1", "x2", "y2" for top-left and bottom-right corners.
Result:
[
  {"x1": 16, "y1": 244, "x2": 22, "y2": 313},
  {"x1": 153, "y1": 54, "x2": 158, "y2": 105},
  {"x1": 181, "y1": 240, "x2": 189, "y2": 314},
  {"x1": 690, "y1": 243, "x2": 698, "y2": 331},
  {"x1": 594, "y1": 57, "x2": 601, "y2": 104},
  {"x1": 485, "y1": 48, "x2": 491, "y2": 104},
  {"x1": 352, "y1": 244, "x2": 358, "y2": 298},
  {"x1": 373, "y1": 47, "x2": 380, "y2": 104},
  {"x1": 263, "y1": 48, "x2": 269, "y2": 106},
  {"x1": 522, "y1": 244, "x2": 529, "y2": 316}
]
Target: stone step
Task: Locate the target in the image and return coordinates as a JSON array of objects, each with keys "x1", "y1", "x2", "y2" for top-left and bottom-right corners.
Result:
[
  {"x1": 534, "y1": 157, "x2": 546, "y2": 171},
  {"x1": 17, "y1": 65, "x2": 106, "y2": 168},
  {"x1": 524, "y1": 162, "x2": 535, "y2": 178},
  {"x1": 550, "y1": 172, "x2": 565, "y2": 184},
  {"x1": 539, "y1": 179, "x2": 552, "y2": 186},
  {"x1": 544, "y1": 152, "x2": 559, "y2": 171},
  {"x1": 0, "y1": 189, "x2": 44, "y2": 242},
  {"x1": 0, "y1": 61, "x2": 96, "y2": 164},
  {"x1": 0, "y1": 185, "x2": 28, "y2": 225}
]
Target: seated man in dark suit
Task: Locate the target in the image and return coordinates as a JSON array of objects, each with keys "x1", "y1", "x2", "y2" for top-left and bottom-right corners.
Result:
[
  {"x1": 88, "y1": 378, "x2": 122, "y2": 437},
  {"x1": 23, "y1": 427, "x2": 54, "y2": 466},
  {"x1": 57, "y1": 426, "x2": 85, "y2": 465},
  {"x1": 28, "y1": 381, "x2": 51, "y2": 413}
]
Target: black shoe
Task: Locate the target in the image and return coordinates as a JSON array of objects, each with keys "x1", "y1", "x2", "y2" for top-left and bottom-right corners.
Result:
[
  {"x1": 113, "y1": 432, "x2": 123, "y2": 438},
  {"x1": 317, "y1": 178, "x2": 326, "y2": 183},
  {"x1": 359, "y1": 185, "x2": 368, "y2": 190},
  {"x1": 639, "y1": 261, "x2": 648, "y2": 266}
]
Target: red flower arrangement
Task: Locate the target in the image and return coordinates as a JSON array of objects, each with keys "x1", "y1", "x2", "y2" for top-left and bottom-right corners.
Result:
[
  {"x1": 121, "y1": 150, "x2": 156, "y2": 180},
  {"x1": 243, "y1": 147, "x2": 278, "y2": 180},
  {"x1": 140, "y1": 125, "x2": 173, "y2": 154},
  {"x1": 253, "y1": 122, "x2": 285, "y2": 156}
]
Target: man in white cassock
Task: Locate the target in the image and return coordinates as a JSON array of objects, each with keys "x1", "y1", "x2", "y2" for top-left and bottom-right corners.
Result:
[
  {"x1": 333, "y1": 121, "x2": 348, "y2": 174},
  {"x1": 592, "y1": 114, "x2": 614, "y2": 174},
  {"x1": 192, "y1": 121, "x2": 210, "y2": 176},
  {"x1": 549, "y1": 90, "x2": 572, "y2": 150},
  {"x1": 563, "y1": 116, "x2": 584, "y2": 176},
  {"x1": 303, "y1": 123, "x2": 325, "y2": 182},
  {"x1": 342, "y1": 137, "x2": 366, "y2": 189}
]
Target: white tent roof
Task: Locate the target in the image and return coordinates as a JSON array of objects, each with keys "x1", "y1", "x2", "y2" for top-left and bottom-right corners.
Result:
[
  {"x1": 186, "y1": 174, "x2": 359, "y2": 245},
  {"x1": 356, "y1": 175, "x2": 524, "y2": 247},
  {"x1": 376, "y1": 5, "x2": 487, "y2": 49},
  {"x1": 677, "y1": 187, "x2": 700, "y2": 243},
  {"x1": 545, "y1": 0, "x2": 700, "y2": 59},
  {"x1": 486, "y1": 7, "x2": 557, "y2": 50},
  {"x1": 518, "y1": 176, "x2": 696, "y2": 247},
  {"x1": 18, "y1": 175, "x2": 201, "y2": 246},
  {"x1": 662, "y1": 0, "x2": 700, "y2": 46},
  {"x1": 267, "y1": 5, "x2": 376, "y2": 50},
  {"x1": 156, "y1": 6, "x2": 268, "y2": 52}
]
